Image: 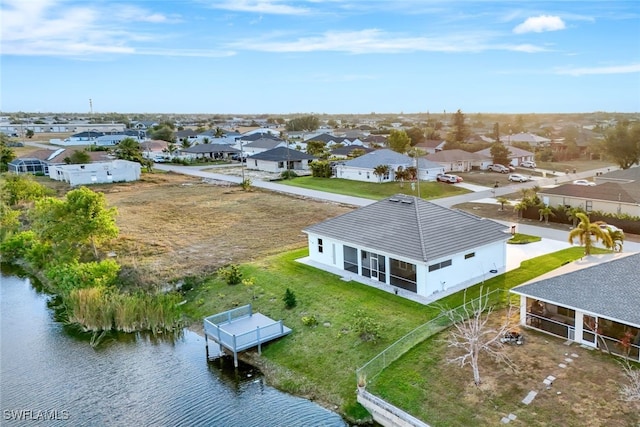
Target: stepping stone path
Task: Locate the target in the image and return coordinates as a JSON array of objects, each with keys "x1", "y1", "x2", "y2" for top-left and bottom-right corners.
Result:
[{"x1": 503, "y1": 348, "x2": 582, "y2": 423}]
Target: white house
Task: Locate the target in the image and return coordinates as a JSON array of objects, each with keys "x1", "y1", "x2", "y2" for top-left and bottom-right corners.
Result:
[
  {"x1": 425, "y1": 149, "x2": 491, "y2": 172},
  {"x1": 334, "y1": 149, "x2": 444, "y2": 183},
  {"x1": 474, "y1": 146, "x2": 535, "y2": 168},
  {"x1": 511, "y1": 253, "x2": 640, "y2": 362},
  {"x1": 303, "y1": 195, "x2": 510, "y2": 300},
  {"x1": 537, "y1": 182, "x2": 640, "y2": 217},
  {"x1": 246, "y1": 147, "x2": 316, "y2": 173},
  {"x1": 48, "y1": 160, "x2": 141, "y2": 186},
  {"x1": 242, "y1": 138, "x2": 287, "y2": 157}
]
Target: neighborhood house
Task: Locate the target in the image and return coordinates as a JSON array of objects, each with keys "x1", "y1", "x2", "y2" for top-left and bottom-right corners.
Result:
[
  {"x1": 511, "y1": 253, "x2": 640, "y2": 362},
  {"x1": 48, "y1": 160, "x2": 141, "y2": 186},
  {"x1": 334, "y1": 149, "x2": 444, "y2": 183},
  {"x1": 303, "y1": 195, "x2": 510, "y2": 300}
]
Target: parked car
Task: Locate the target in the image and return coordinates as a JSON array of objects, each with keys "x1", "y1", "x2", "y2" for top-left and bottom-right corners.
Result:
[
  {"x1": 508, "y1": 173, "x2": 530, "y2": 182},
  {"x1": 598, "y1": 223, "x2": 623, "y2": 233},
  {"x1": 488, "y1": 164, "x2": 510, "y2": 173},
  {"x1": 572, "y1": 179, "x2": 596, "y2": 186},
  {"x1": 520, "y1": 160, "x2": 536, "y2": 168},
  {"x1": 436, "y1": 173, "x2": 463, "y2": 183},
  {"x1": 152, "y1": 156, "x2": 167, "y2": 163}
]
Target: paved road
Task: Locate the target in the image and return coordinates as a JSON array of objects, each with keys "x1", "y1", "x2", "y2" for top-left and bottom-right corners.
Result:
[{"x1": 154, "y1": 163, "x2": 640, "y2": 253}]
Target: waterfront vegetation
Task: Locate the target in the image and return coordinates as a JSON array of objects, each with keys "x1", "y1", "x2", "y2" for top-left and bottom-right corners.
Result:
[
  {"x1": 0, "y1": 174, "x2": 185, "y2": 339},
  {"x1": 182, "y1": 246, "x2": 607, "y2": 422},
  {"x1": 278, "y1": 175, "x2": 470, "y2": 200}
]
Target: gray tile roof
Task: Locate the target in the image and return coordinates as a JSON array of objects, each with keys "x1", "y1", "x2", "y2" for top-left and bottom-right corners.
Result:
[
  {"x1": 341, "y1": 149, "x2": 412, "y2": 168},
  {"x1": 244, "y1": 138, "x2": 285, "y2": 149},
  {"x1": 425, "y1": 149, "x2": 489, "y2": 162},
  {"x1": 303, "y1": 194, "x2": 509, "y2": 262},
  {"x1": 475, "y1": 146, "x2": 534, "y2": 158},
  {"x1": 182, "y1": 144, "x2": 239, "y2": 154},
  {"x1": 538, "y1": 182, "x2": 640, "y2": 204},
  {"x1": 249, "y1": 147, "x2": 315, "y2": 161},
  {"x1": 512, "y1": 253, "x2": 640, "y2": 326}
]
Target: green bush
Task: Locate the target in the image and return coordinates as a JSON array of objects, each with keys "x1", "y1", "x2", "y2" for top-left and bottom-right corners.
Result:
[
  {"x1": 0, "y1": 230, "x2": 37, "y2": 262},
  {"x1": 281, "y1": 170, "x2": 298, "y2": 179},
  {"x1": 217, "y1": 264, "x2": 243, "y2": 285},
  {"x1": 353, "y1": 309, "x2": 382, "y2": 343},
  {"x1": 283, "y1": 288, "x2": 297, "y2": 309},
  {"x1": 301, "y1": 314, "x2": 318, "y2": 327}
]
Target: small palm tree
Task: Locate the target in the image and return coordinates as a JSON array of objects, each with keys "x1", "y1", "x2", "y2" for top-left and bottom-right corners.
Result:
[
  {"x1": 538, "y1": 205, "x2": 554, "y2": 224},
  {"x1": 513, "y1": 200, "x2": 528, "y2": 220},
  {"x1": 395, "y1": 166, "x2": 407, "y2": 187},
  {"x1": 568, "y1": 213, "x2": 613, "y2": 255},
  {"x1": 373, "y1": 164, "x2": 390, "y2": 183},
  {"x1": 496, "y1": 197, "x2": 509, "y2": 211},
  {"x1": 564, "y1": 206, "x2": 585, "y2": 228}
]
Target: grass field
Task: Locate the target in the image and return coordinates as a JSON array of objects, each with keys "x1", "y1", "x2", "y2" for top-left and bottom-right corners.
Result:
[
  {"x1": 181, "y1": 245, "x2": 638, "y2": 425},
  {"x1": 278, "y1": 175, "x2": 470, "y2": 200}
]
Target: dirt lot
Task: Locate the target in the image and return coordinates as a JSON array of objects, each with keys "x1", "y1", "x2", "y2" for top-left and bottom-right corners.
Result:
[{"x1": 83, "y1": 172, "x2": 354, "y2": 287}]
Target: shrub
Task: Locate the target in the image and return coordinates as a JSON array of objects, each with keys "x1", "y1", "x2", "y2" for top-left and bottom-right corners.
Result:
[
  {"x1": 0, "y1": 230, "x2": 37, "y2": 262},
  {"x1": 283, "y1": 288, "x2": 297, "y2": 309},
  {"x1": 281, "y1": 170, "x2": 298, "y2": 179},
  {"x1": 217, "y1": 264, "x2": 243, "y2": 285},
  {"x1": 301, "y1": 314, "x2": 318, "y2": 327},
  {"x1": 241, "y1": 178, "x2": 252, "y2": 191},
  {"x1": 353, "y1": 309, "x2": 382, "y2": 343}
]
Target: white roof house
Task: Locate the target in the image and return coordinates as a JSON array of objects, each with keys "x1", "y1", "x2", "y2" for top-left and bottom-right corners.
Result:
[
  {"x1": 303, "y1": 195, "x2": 510, "y2": 302},
  {"x1": 48, "y1": 160, "x2": 141, "y2": 186},
  {"x1": 334, "y1": 149, "x2": 444, "y2": 183}
]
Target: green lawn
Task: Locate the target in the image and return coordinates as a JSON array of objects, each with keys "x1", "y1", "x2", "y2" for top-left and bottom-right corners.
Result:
[
  {"x1": 507, "y1": 233, "x2": 542, "y2": 244},
  {"x1": 277, "y1": 176, "x2": 469, "y2": 200},
  {"x1": 183, "y1": 246, "x2": 606, "y2": 422}
]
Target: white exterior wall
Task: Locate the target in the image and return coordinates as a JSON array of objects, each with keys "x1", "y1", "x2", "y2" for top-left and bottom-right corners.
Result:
[
  {"x1": 335, "y1": 166, "x2": 383, "y2": 182},
  {"x1": 418, "y1": 167, "x2": 445, "y2": 181},
  {"x1": 306, "y1": 233, "x2": 507, "y2": 299},
  {"x1": 542, "y1": 194, "x2": 640, "y2": 217},
  {"x1": 421, "y1": 241, "x2": 507, "y2": 296},
  {"x1": 48, "y1": 160, "x2": 141, "y2": 186}
]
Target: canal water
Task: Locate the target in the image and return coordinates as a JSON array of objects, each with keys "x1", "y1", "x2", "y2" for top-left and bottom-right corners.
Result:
[{"x1": 0, "y1": 267, "x2": 346, "y2": 426}]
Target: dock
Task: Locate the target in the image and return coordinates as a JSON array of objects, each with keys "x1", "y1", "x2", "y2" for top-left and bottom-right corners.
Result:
[{"x1": 203, "y1": 304, "x2": 292, "y2": 367}]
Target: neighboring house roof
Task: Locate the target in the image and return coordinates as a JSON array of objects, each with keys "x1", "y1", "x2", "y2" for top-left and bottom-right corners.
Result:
[
  {"x1": 244, "y1": 138, "x2": 285, "y2": 149},
  {"x1": 71, "y1": 131, "x2": 104, "y2": 138},
  {"x1": 341, "y1": 149, "x2": 413, "y2": 168},
  {"x1": 331, "y1": 146, "x2": 375, "y2": 156},
  {"x1": 176, "y1": 130, "x2": 198, "y2": 138},
  {"x1": 475, "y1": 146, "x2": 534, "y2": 158},
  {"x1": 238, "y1": 132, "x2": 281, "y2": 142},
  {"x1": 538, "y1": 182, "x2": 640, "y2": 204},
  {"x1": 596, "y1": 165, "x2": 640, "y2": 184},
  {"x1": 140, "y1": 140, "x2": 169, "y2": 152},
  {"x1": 416, "y1": 140, "x2": 446, "y2": 150},
  {"x1": 361, "y1": 135, "x2": 387, "y2": 145},
  {"x1": 511, "y1": 253, "x2": 640, "y2": 327},
  {"x1": 304, "y1": 194, "x2": 509, "y2": 262},
  {"x1": 181, "y1": 144, "x2": 239, "y2": 154},
  {"x1": 507, "y1": 132, "x2": 550, "y2": 145},
  {"x1": 425, "y1": 149, "x2": 489, "y2": 162},
  {"x1": 16, "y1": 149, "x2": 110, "y2": 163},
  {"x1": 249, "y1": 147, "x2": 316, "y2": 161},
  {"x1": 305, "y1": 133, "x2": 339, "y2": 143}
]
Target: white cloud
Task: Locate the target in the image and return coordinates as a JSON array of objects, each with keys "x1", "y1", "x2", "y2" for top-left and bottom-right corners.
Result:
[
  {"x1": 513, "y1": 15, "x2": 566, "y2": 34},
  {"x1": 0, "y1": 0, "x2": 181, "y2": 57},
  {"x1": 227, "y1": 29, "x2": 547, "y2": 54},
  {"x1": 210, "y1": 0, "x2": 310, "y2": 15},
  {"x1": 555, "y1": 63, "x2": 640, "y2": 76}
]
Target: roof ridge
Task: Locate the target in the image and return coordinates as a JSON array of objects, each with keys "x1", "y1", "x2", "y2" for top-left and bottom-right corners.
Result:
[{"x1": 412, "y1": 196, "x2": 430, "y2": 262}]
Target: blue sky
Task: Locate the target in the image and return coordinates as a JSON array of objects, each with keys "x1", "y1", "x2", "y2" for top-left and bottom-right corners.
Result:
[{"x1": 1, "y1": 0, "x2": 639, "y2": 115}]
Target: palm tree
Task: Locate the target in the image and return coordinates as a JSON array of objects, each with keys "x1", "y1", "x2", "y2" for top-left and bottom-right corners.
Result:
[
  {"x1": 595, "y1": 222, "x2": 625, "y2": 252},
  {"x1": 564, "y1": 206, "x2": 585, "y2": 228},
  {"x1": 395, "y1": 166, "x2": 409, "y2": 187},
  {"x1": 513, "y1": 200, "x2": 528, "y2": 220},
  {"x1": 496, "y1": 197, "x2": 509, "y2": 211},
  {"x1": 537, "y1": 205, "x2": 554, "y2": 224},
  {"x1": 373, "y1": 164, "x2": 390, "y2": 183},
  {"x1": 568, "y1": 213, "x2": 613, "y2": 255}
]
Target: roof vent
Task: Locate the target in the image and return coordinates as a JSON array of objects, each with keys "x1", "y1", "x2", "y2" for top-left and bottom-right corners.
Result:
[
  {"x1": 400, "y1": 199, "x2": 413, "y2": 204},
  {"x1": 389, "y1": 198, "x2": 400, "y2": 203}
]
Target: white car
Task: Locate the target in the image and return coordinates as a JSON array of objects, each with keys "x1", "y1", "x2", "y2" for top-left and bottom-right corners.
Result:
[
  {"x1": 573, "y1": 179, "x2": 595, "y2": 186},
  {"x1": 488, "y1": 164, "x2": 510, "y2": 173},
  {"x1": 599, "y1": 223, "x2": 623, "y2": 233},
  {"x1": 520, "y1": 161, "x2": 536, "y2": 168},
  {"x1": 508, "y1": 174, "x2": 530, "y2": 182}
]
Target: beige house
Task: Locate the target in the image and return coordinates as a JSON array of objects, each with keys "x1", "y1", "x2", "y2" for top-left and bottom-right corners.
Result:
[{"x1": 538, "y1": 182, "x2": 640, "y2": 216}]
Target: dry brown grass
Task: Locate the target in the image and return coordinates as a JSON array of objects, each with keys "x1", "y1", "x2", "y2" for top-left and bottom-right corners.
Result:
[{"x1": 86, "y1": 172, "x2": 353, "y2": 287}]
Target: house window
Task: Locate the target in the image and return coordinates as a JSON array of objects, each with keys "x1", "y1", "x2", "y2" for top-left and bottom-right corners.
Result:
[
  {"x1": 585, "y1": 200, "x2": 593, "y2": 212},
  {"x1": 343, "y1": 246, "x2": 358, "y2": 273},
  {"x1": 318, "y1": 238, "x2": 324, "y2": 253},
  {"x1": 464, "y1": 252, "x2": 475, "y2": 259},
  {"x1": 383, "y1": 171, "x2": 390, "y2": 180},
  {"x1": 278, "y1": 161, "x2": 284, "y2": 168},
  {"x1": 428, "y1": 259, "x2": 452, "y2": 272},
  {"x1": 390, "y1": 258, "x2": 417, "y2": 292}
]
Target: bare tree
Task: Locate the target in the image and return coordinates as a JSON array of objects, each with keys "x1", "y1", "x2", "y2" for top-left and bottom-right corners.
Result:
[
  {"x1": 619, "y1": 360, "x2": 640, "y2": 403},
  {"x1": 444, "y1": 290, "x2": 517, "y2": 386}
]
